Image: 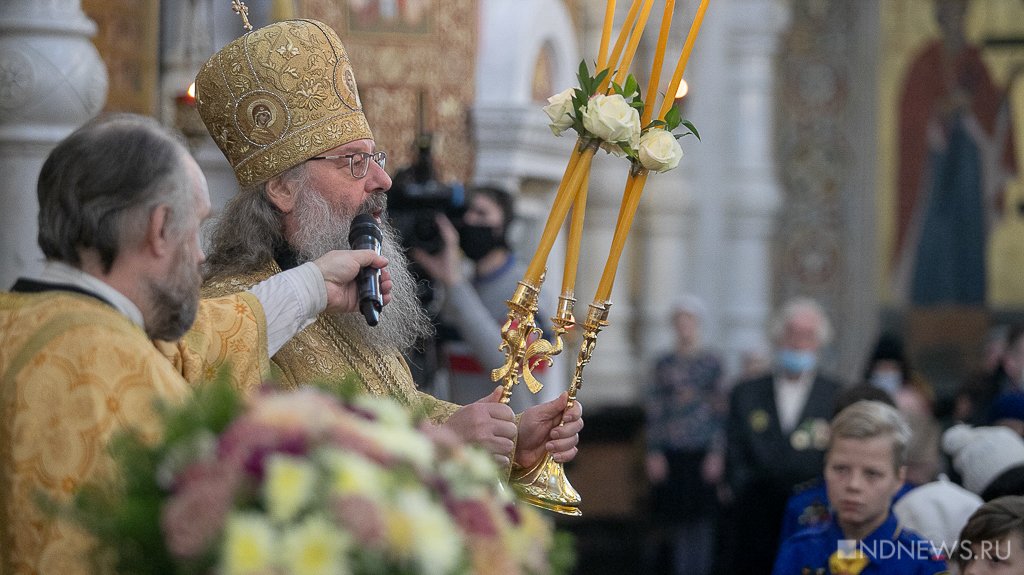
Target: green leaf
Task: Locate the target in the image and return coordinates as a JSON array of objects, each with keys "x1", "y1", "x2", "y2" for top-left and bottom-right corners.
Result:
[
  {"x1": 623, "y1": 75, "x2": 639, "y2": 98},
  {"x1": 577, "y1": 60, "x2": 592, "y2": 94},
  {"x1": 593, "y1": 68, "x2": 610, "y2": 94},
  {"x1": 681, "y1": 119, "x2": 700, "y2": 141},
  {"x1": 663, "y1": 106, "x2": 681, "y2": 131},
  {"x1": 645, "y1": 120, "x2": 666, "y2": 130}
]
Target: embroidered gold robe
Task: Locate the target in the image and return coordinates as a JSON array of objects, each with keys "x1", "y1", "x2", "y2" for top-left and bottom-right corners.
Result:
[
  {"x1": 203, "y1": 261, "x2": 459, "y2": 424},
  {"x1": 0, "y1": 291, "x2": 268, "y2": 575}
]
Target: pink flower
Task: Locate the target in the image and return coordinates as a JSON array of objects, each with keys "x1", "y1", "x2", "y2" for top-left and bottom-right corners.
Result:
[
  {"x1": 448, "y1": 499, "x2": 499, "y2": 538},
  {"x1": 331, "y1": 495, "x2": 386, "y2": 547},
  {"x1": 161, "y1": 461, "x2": 239, "y2": 558},
  {"x1": 218, "y1": 417, "x2": 308, "y2": 479}
]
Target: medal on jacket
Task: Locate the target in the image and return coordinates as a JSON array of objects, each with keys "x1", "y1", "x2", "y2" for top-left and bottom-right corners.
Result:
[
  {"x1": 750, "y1": 409, "x2": 770, "y2": 433},
  {"x1": 829, "y1": 547, "x2": 869, "y2": 575}
]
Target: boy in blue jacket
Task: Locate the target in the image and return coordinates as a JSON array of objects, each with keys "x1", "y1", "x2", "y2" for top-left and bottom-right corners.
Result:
[{"x1": 772, "y1": 401, "x2": 948, "y2": 575}]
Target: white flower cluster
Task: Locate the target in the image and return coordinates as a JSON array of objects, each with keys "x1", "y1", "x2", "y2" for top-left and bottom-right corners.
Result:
[{"x1": 543, "y1": 87, "x2": 684, "y2": 173}]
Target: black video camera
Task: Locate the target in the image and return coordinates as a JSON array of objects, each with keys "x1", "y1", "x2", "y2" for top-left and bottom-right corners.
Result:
[{"x1": 387, "y1": 136, "x2": 465, "y2": 255}]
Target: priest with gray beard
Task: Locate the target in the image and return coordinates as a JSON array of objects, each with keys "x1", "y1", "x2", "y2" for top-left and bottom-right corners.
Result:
[{"x1": 197, "y1": 18, "x2": 583, "y2": 472}]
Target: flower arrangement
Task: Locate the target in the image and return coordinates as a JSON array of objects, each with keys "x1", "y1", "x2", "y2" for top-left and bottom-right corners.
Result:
[
  {"x1": 67, "y1": 375, "x2": 573, "y2": 575},
  {"x1": 542, "y1": 61, "x2": 699, "y2": 173}
]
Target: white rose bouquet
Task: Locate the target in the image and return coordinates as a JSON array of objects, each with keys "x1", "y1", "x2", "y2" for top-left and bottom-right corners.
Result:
[
  {"x1": 542, "y1": 61, "x2": 698, "y2": 172},
  {"x1": 66, "y1": 375, "x2": 574, "y2": 575}
]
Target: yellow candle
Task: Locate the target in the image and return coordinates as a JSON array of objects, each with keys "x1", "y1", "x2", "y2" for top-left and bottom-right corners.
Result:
[
  {"x1": 594, "y1": 171, "x2": 650, "y2": 301},
  {"x1": 611, "y1": 0, "x2": 655, "y2": 88},
  {"x1": 642, "y1": 0, "x2": 675, "y2": 125},
  {"x1": 597, "y1": 0, "x2": 617, "y2": 70},
  {"x1": 658, "y1": 0, "x2": 709, "y2": 121},
  {"x1": 599, "y1": 0, "x2": 643, "y2": 95},
  {"x1": 562, "y1": 168, "x2": 591, "y2": 294},
  {"x1": 525, "y1": 145, "x2": 598, "y2": 284}
]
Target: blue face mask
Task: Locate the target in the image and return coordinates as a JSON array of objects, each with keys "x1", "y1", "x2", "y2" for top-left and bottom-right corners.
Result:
[
  {"x1": 870, "y1": 371, "x2": 902, "y2": 396},
  {"x1": 777, "y1": 348, "x2": 817, "y2": 375}
]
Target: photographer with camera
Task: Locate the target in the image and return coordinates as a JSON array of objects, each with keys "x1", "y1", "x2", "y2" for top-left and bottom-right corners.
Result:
[{"x1": 411, "y1": 185, "x2": 563, "y2": 413}]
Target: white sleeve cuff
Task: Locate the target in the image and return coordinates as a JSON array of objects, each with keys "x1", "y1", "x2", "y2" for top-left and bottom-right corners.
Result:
[{"x1": 247, "y1": 262, "x2": 327, "y2": 356}]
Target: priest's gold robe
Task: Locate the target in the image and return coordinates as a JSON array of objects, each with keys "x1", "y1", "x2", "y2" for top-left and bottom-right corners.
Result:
[
  {"x1": 204, "y1": 261, "x2": 459, "y2": 423},
  {"x1": 0, "y1": 290, "x2": 268, "y2": 575}
]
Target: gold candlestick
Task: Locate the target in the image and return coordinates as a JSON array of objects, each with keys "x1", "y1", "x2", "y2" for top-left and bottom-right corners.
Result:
[
  {"x1": 492, "y1": 281, "x2": 543, "y2": 403},
  {"x1": 512, "y1": 301, "x2": 611, "y2": 516}
]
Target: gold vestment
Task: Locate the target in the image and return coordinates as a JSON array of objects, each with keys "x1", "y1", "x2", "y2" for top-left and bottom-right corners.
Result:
[
  {"x1": 203, "y1": 261, "x2": 459, "y2": 424},
  {"x1": 0, "y1": 291, "x2": 268, "y2": 575}
]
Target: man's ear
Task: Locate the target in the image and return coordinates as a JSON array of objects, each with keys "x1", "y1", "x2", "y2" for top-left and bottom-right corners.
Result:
[
  {"x1": 144, "y1": 204, "x2": 173, "y2": 257},
  {"x1": 266, "y1": 176, "x2": 297, "y2": 214}
]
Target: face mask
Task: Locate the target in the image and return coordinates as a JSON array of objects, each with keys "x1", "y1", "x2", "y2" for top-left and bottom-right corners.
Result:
[
  {"x1": 458, "y1": 224, "x2": 504, "y2": 261},
  {"x1": 870, "y1": 371, "x2": 902, "y2": 396},
  {"x1": 777, "y1": 348, "x2": 817, "y2": 375}
]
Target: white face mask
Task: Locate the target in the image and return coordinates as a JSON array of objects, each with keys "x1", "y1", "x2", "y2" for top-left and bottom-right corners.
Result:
[{"x1": 870, "y1": 371, "x2": 902, "y2": 396}]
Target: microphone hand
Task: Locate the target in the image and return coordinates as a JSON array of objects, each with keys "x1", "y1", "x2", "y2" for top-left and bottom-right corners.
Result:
[{"x1": 314, "y1": 249, "x2": 389, "y2": 314}]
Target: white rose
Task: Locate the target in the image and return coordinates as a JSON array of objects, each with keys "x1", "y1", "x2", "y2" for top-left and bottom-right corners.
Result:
[
  {"x1": 542, "y1": 88, "x2": 575, "y2": 136},
  {"x1": 582, "y1": 93, "x2": 641, "y2": 145},
  {"x1": 638, "y1": 128, "x2": 684, "y2": 172}
]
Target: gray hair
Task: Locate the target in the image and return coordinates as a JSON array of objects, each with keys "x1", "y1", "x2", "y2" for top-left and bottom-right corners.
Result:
[
  {"x1": 37, "y1": 113, "x2": 193, "y2": 273},
  {"x1": 205, "y1": 193, "x2": 285, "y2": 280},
  {"x1": 769, "y1": 296, "x2": 834, "y2": 346},
  {"x1": 829, "y1": 400, "x2": 912, "y2": 471}
]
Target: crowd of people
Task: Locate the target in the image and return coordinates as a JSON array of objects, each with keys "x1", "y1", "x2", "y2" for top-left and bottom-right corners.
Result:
[{"x1": 642, "y1": 292, "x2": 1024, "y2": 574}]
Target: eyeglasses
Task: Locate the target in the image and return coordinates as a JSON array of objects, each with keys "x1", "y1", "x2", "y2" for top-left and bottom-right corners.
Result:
[{"x1": 307, "y1": 151, "x2": 387, "y2": 179}]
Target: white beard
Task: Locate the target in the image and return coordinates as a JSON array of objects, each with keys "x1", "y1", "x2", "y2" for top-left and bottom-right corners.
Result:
[{"x1": 291, "y1": 186, "x2": 432, "y2": 354}]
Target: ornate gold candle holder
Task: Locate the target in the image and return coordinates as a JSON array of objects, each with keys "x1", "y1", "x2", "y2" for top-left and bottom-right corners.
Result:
[
  {"x1": 513, "y1": 300, "x2": 611, "y2": 516},
  {"x1": 492, "y1": 280, "x2": 542, "y2": 403},
  {"x1": 568, "y1": 301, "x2": 611, "y2": 405}
]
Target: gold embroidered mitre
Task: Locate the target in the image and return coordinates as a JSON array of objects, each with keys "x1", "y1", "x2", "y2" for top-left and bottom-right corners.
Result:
[{"x1": 194, "y1": 19, "x2": 373, "y2": 187}]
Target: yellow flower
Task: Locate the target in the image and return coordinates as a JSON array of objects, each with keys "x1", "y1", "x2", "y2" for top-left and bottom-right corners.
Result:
[
  {"x1": 221, "y1": 513, "x2": 275, "y2": 575},
  {"x1": 282, "y1": 515, "x2": 351, "y2": 575},
  {"x1": 264, "y1": 455, "x2": 317, "y2": 523},
  {"x1": 504, "y1": 505, "x2": 555, "y2": 574},
  {"x1": 321, "y1": 449, "x2": 387, "y2": 499},
  {"x1": 385, "y1": 487, "x2": 463, "y2": 575}
]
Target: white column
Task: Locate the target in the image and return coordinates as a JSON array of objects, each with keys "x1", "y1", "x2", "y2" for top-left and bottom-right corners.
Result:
[
  {"x1": 0, "y1": 0, "x2": 108, "y2": 288},
  {"x1": 692, "y1": 0, "x2": 789, "y2": 377},
  {"x1": 637, "y1": 174, "x2": 698, "y2": 366}
]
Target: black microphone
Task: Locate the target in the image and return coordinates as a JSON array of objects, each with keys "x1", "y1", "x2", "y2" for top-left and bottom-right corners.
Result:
[{"x1": 348, "y1": 214, "x2": 383, "y2": 326}]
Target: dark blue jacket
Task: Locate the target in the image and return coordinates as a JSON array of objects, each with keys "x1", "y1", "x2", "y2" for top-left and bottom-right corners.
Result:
[
  {"x1": 772, "y1": 513, "x2": 949, "y2": 575},
  {"x1": 779, "y1": 479, "x2": 916, "y2": 541}
]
